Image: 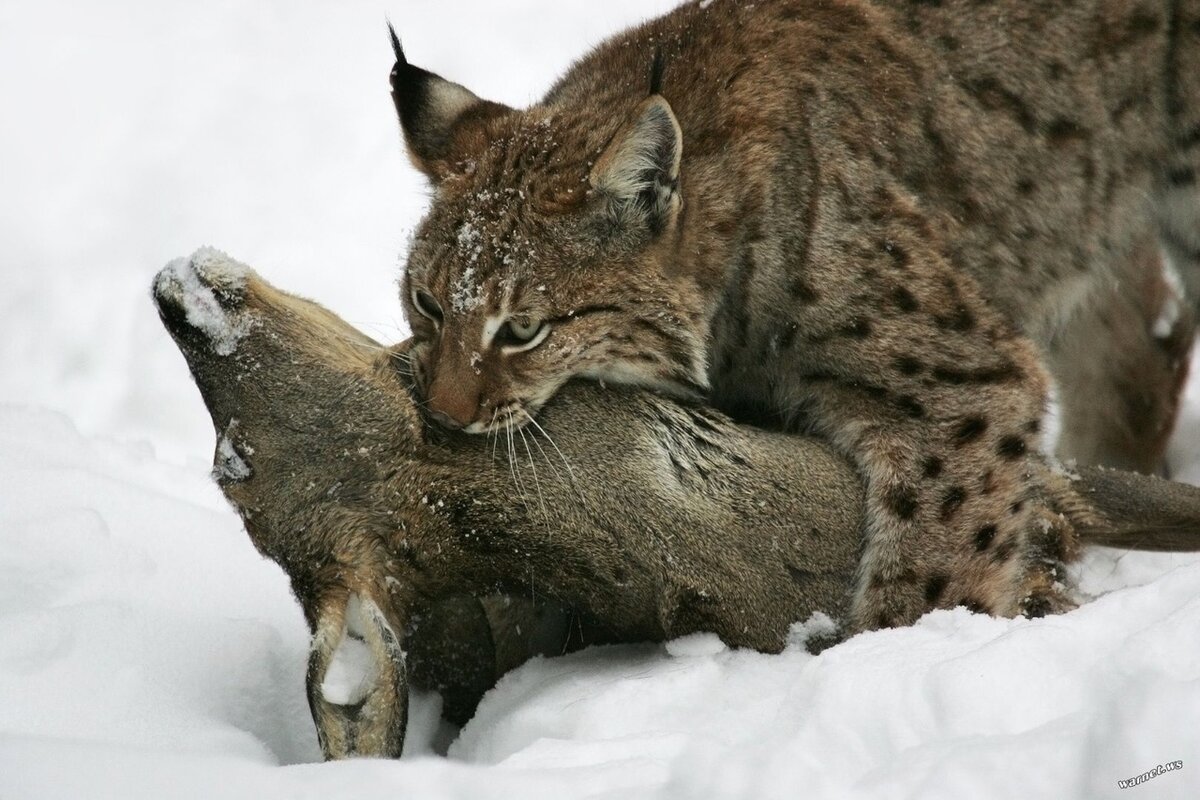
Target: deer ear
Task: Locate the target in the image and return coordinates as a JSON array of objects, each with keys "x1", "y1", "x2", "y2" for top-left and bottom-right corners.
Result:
[
  {"x1": 388, "y1": 25, "x2": 510, "y2": 181},
  {"x1": 589, "y1": 95, "x2": 682, "y2": 235}
]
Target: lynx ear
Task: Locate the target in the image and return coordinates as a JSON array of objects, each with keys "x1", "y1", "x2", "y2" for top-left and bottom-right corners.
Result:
[
  {"x1": 589, "y1": 95, "x2": 683, "y2": 235},
  {"x1": 388, "y1": 24, "x2": 510, "y2": 180}
]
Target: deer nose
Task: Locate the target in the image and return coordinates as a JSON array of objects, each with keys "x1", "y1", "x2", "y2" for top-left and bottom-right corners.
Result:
[{"x1": 426, "y1": 409, "x2": 467, "y2": 430}]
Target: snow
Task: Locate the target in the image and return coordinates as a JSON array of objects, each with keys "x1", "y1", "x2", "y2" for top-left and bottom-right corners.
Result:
[
  {"x1": 155, "y1": 248, "x2": 252, "y2": 356},
  {"x1": 451, "y1": 264, "x2": 484, "y2": 313},
  {"x1": 2, "y1": 1, "x2": 1200, "y2": 798},
  {"x1": 321, "y1": 595, "x2": 380, "y2": 708},
  {"x1": 1156, "y1": 250, "x2": 1187, "y2": 340},
  {"x1": 214, "y1": 421, "x2": 252, "y2": 483}
]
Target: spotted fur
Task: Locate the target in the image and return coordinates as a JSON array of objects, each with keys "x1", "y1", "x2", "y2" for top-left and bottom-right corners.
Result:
[{"x1": 391, "y1": 0, "x2": 1200, "y2": 629}]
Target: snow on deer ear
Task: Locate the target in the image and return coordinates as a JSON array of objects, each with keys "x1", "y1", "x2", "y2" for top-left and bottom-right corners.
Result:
[
  {"x1": 589, "y1": 94, "x2": 683, "y2": 236},
  {"x1": 387, "y1": 24, "x2": 511, "y2": 181}
]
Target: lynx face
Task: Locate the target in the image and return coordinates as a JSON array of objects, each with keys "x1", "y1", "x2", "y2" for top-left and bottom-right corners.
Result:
[{"x1": 392, "y1": 35, "x2": 705, "y2": 432}]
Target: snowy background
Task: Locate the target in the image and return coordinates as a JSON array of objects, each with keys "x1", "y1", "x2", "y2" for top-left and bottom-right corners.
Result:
[{"x1": 2, "y1": 1, "x2": 1199, "y2": 797}]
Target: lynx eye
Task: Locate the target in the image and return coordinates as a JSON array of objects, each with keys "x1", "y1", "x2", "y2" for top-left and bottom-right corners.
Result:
[
  {"x1": 412, "y1": 288, "x2": 444, "y2": 325},
  {"x1": 495, "y1": 317, "x2": 549, "y2": 351}
]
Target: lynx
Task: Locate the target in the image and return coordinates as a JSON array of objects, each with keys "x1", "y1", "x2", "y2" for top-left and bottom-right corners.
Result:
[{"x1": 391, "y1": 0, "x2": 1200, "y2": 630}]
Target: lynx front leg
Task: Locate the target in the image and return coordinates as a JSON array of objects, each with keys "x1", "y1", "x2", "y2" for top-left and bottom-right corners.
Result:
[
  {"x1": 800, "y1": 381, "x2": 1076, "y2": 630},
  {"x1": 743, "y1": 220, "x2": 1081, "y2": 631}
]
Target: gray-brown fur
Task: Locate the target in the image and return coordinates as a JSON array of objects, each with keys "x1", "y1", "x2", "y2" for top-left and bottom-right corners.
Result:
[
  {"x1": 390, "y1": 0, "x2": 1200, "y2": 631},
  {"x1": 1047, "y1": 232, "x2": 1194, "y2": 473},
  {"x1": 153, "y1": 252, "x2": 1200, "y2": 758}
]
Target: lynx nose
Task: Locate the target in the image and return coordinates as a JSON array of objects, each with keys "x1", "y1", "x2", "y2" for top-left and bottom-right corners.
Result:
[
  {"x1": 427, "y1": 409, "x2": 466, "y2": 430},
  {"x1": 425, "y1": 376, "x2": 482, "y2": 430},
  {"x1": 425, "y1": 336, "x2": 486, "y2": 430}
]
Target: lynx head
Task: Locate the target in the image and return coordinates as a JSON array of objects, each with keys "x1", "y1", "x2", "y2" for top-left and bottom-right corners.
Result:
[{"x1": 390, "y1": 29, "x2": 707, "y2": 433}]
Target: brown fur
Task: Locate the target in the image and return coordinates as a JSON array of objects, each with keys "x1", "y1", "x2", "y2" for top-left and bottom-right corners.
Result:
[
  {"x1": 154, "y1": 252, "x2": 1200, "y2": 758},
  {"x1": 1048, "y1": 233, "x2": 1194, "y2": 473},
  {"x1": 390, "y1": 0, "x2": 1200, "y2": 630}
]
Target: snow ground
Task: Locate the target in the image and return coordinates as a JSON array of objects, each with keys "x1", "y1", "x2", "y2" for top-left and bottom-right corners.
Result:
[{"x1": 1, "y1": 1, "x2": 1199, "y2": 798}]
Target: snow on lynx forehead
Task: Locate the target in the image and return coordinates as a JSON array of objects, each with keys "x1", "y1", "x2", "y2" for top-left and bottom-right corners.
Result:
[
  {"x1": 155, "y1": 247, "x2": 252, "y2": 356},
  {"x1": 445, "y1": 189, "x2": 540, "y2": 315}
]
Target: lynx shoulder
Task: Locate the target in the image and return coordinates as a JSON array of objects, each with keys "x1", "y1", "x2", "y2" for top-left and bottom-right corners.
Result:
[{"x1": 389, "y1": 0, "x2": 1200, "y2": 628}]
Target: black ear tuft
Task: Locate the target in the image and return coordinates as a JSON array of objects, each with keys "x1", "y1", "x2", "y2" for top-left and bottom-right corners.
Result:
[
  {"x1": 649, "y1": 47, "x2": 666, "y2": 96},
  {"x1": 385, "y1": 26, "x2": 512, "y2": 181},
  {"x1": 387, "y1": 21, "x2": 405, "y2": 66}
]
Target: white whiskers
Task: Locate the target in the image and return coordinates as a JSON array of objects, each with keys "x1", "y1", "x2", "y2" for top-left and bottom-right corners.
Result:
[
  {"x1": 520, "y1": 408, "x2": 579, "y2": 490},
  {"x1": 479, "y1": 403, "x2": 586, "y2": 524},
  {"x1": 516, "y1": 424, "x2": 549, "y2": 522}
]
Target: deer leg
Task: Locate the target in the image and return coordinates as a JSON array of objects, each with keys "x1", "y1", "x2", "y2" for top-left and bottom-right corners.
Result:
[{"x1": 306, "y1": 590, "x2": 408, "y2": 759}]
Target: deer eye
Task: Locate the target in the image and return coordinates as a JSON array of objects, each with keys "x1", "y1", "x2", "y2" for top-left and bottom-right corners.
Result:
[
  {"x1": 495, "y1": 317, "x2": 549, "y2": 351},
  {"x1": 412, "y1": 288, "x2": 443, "y2": 325}
]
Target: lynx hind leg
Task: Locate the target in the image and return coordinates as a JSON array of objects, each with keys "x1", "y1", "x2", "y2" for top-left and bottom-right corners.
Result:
[{"x1": 1046, "y1": 238, "x2": 1195, "y2": 474}]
